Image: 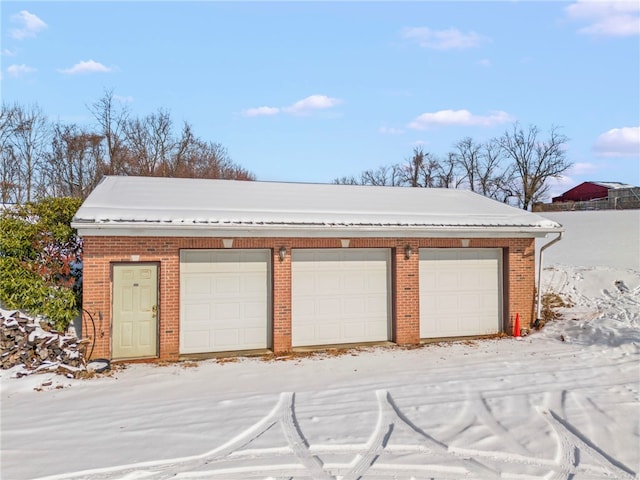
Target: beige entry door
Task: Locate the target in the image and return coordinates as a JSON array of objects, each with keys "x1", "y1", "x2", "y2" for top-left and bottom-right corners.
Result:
[{"x1": 112, "y1": 264, "x2": 158, "y2": 359}]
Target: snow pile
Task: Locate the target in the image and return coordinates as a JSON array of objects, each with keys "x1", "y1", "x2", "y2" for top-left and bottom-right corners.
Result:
[{"x1": 538, "y1": 266, "x2": 640, "y2": 348}]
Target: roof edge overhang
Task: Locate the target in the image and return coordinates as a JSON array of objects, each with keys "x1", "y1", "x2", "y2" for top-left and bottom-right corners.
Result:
[{"x1": 72, "y1": 222, "x2": 563, "y2": 239}]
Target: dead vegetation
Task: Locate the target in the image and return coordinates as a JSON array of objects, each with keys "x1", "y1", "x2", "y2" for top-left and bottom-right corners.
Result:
[{"x1": 537, "y1": 291, "x2": 574, "y2": 328}]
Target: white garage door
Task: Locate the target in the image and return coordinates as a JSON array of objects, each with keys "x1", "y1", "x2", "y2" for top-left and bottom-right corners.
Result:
[
  {"x1": 420, "y1": 248, "x2": 502, "y2": 338},
  {"x1": 180, "y1": 250, "x2": 269, "y2": 354},
  {"x1": 292, "y1": 249, "x2": 390, "y2": 347}
]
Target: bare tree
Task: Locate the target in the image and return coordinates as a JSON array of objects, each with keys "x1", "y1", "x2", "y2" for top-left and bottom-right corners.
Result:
[
  {"x1": 476, "y1": 139, "x2": 519, "y2": 204},
  {"x1": 0, "y1": 104, "x2": 19, "y2": 203},
  {"x1": 333, "y1": 148, "x2": 448, "y2": 188},
  {"x1": 123, "y1": 109, "x2": 175, "y2": 176},
  {"x1": 438, "y1": 152, "x2": 463, "y2": 188},
  {"x1": 498, "y1": 123, "x2": 571, "y2": 210},
  {"x1": 8, "y1": 105, "x2": 50, "y2": 202},
  {"x1": 111, "y1": 106, "x2": 254, "y2": 181},
  {"x1": 334, "y1": 164, "x2": 403, "y2": 186},
  {"x1": 88, "y1": 89, "x2": 129, "y2": 176},
  {"x1": 362, "y1": 164, "x2": 405, "y2": 186},
  {"x1": 163, "y1": 122, "x2": 194, "y2": 177},
  {"x1": 1, "y1": 96, "x2": 254, "y2": 203},
  {"x1": 333, "y1": 175, "x2": 359, "y2": 185},
  {"x1": 43, "y1": 123, "x2": 104, "y2": 199},
  {"x1": 452, "y1": 137, "x2": 482, "y2": 192},
  {"x1": 401, "y1": 147, "x2": 443, "y2": 187}
]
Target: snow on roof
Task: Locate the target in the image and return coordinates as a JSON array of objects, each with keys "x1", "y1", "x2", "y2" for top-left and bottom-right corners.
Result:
[
  {"x1": 72, "y1": 176, "x2": 561, "y2": 236},
  {"x1": 590, "y1": 181, "x2": 637, "y2": 189}
]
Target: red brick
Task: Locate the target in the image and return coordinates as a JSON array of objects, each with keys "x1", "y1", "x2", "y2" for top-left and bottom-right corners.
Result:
[{"x1": 82, "y1": 236, "x2": 536, "y2": 361}]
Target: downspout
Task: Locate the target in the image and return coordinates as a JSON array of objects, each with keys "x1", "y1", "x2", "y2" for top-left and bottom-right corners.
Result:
[{"x1": 536, "y1": 231, "x2": 563, "y2": 323}]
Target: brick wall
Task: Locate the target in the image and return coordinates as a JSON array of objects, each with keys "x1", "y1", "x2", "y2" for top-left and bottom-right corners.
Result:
[{"x1": 82, "y1": 236, "x2": 536, "y2": 361}]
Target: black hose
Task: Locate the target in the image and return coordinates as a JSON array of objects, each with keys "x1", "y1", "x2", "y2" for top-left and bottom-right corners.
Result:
[
  {"x1": 82, "y1": 308, "x2": 96, "y2": 360},
  {"x1": 82, "y1": 308, "x2": 111, "y2": 373}
]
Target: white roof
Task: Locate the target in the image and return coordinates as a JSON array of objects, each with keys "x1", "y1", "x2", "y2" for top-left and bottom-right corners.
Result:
[{"x1": 72, "y1": 176, "x2": 562, "y2": 238}]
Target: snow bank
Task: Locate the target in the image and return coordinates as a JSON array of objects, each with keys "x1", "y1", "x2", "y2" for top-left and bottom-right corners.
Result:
[
  {"x1": 538, "y1": 210, "x2": 640, "y2": 269},
  {"x1": 539, "y1": 265, "x2": 640, "y2": 347}
]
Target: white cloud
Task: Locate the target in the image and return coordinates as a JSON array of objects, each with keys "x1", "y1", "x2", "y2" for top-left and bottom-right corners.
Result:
[
  {"x1": 114, "y1": 94, "x2": 135, "y2": 104},
  {"x1": 283, "y1": 95, "x2": 342, "y2": 115},
  {"x1": 242, "y1": 106, "x2": 281, "y2": 117},
  {"x1": 378, "y1": 126, "x2": 405, "y2": 135},
  {"x1": 565, "y1": 1, "x2": 640, "y2": 36},
  {"x1": 6, "y1": 64, "x2": 36, "y2": 77},
  {"x1": 10, "y1": 10, "x2": 47, "y2": 40},
  {"x1": 477, "y1": 58, "x2": 491, "y2": 67},
  {"x1": 58, "y1": 60, "x2": 112, "y2": 75},
  {"x1": 1, "y1": 49, "x2": 18, "y2": 57},
  {"x1": 546, "y1": 175, "x2": 577, "y2": 199},
  {"x1": 407, "y1": 109, "x2": 514, "y2": 130},
  {"x1": 402, "y1": 27, "x2": 489, "y2": 50},
  {"x1": 570, "y1": 162, "x2": 601, "y2": 174},
  {"x1": 242, "y1": 95, "x2": 342, "y2": 118},
  {"x1": 593, "y1": 126, "x2": 640, "y2": 156}
]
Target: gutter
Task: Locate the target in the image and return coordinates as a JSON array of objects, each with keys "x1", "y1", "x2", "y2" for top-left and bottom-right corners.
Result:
[
  {"x1": 536, "y1": 231, "x2": 563, "y2": 324},
  {"x1": 71, "y1": 222, "x2": 561, "y2": 239}
]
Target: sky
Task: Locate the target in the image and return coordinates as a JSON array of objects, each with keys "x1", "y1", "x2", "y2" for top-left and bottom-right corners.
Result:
[{"x1": 1, "y1": 1, "x2": 639, "y2": 199}]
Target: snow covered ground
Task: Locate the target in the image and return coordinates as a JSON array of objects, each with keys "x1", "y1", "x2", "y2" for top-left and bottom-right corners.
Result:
[{"x1": 1, "y1": 210, "x2": 639, "y2": 480}]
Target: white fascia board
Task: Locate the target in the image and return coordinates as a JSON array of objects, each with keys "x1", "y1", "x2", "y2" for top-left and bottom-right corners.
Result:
[{"x1": 74, "y1": 223, "x2": 562, "y2": 239}]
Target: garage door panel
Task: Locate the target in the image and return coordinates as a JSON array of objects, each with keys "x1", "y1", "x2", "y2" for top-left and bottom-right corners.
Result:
[
  {"x1": 438, "y1": 271, "x2": 459, "y2": 289},
  {"x1": 366, "y1": 321, "x2": 388, "y2": 338},
  {"x1": 182, "y1": 330, "x2": 208, "y2": 349},
  {"x1": 344, "y1": 322, "x2": 365, "y2": 339},
  {"x1": 368, "y1": 274, "x2": 387, "y2": 291},
  {"x1": 460, "y1": 272, "x2": 490, "y2": 289},
  {"x1": 244, "y1": 300, "x2": 268, "y2": 319},
  {"x1": 293, "y1": 298, "x2": 315, "y2": 317},
  {"x1": 245, "y1": 273, "x2": 267, "y2": 291},
  {"x1": 183, "y1": 277, "x2": 211, "y2": 295},
  {"x1": 184, "y1": 303, "x2": 209, "y2": 320},
  {"x1": 213, "y1": 302, "x2": 241, "y2": 321},
  {"x1": 318, "y1": 324, "x2": 341, "y2": 342},
  {"x1": 318, "y1": 272, "x2": 342, "y2": 292},
  {"x1": 343, "y1": 296, "x2": 366, "y2": 314},
  {"x1": 344, "y1": 274, "x2": 366, "y2": 292},
  {"x1": 294, "y1": 325, "x2": 315, "y2": 344},
  {"x1": 367, "y1": 297, "x2": 388, "y2": 314},
  {"x1": 214, "y1": 276, "x2": 240, "y2": 295},
  {"x1": 292, "y1": 249, "x2": 390, "y2": 347},
  {"x1": 318, "y1": 298, "x2": 341, "y2": 316},
  {"x1": 420, "y1": 248, "x2": 502, "y2": 339},
  {"x1": 180, "y1": 249, "x2": 269, "y2": 354},
  {"x1": 214, "y1": 328, "x2": 239, "y2": 347}
]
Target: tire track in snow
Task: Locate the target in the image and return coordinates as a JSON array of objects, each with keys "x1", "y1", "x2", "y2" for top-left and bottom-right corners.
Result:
[
  {"x1": 31, "y1": 390, "x2": 637, "y2": 480},
  {"x1": 280, "y1": 392, "x2": 332, "y2": 480},
  {"x1": 540, "y1": 408, "x2": 637, "y2": 480}
]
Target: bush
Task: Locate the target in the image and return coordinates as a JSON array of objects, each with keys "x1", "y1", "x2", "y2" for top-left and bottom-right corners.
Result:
[{"x1": 0, "y1": 197, "x2": 83, "y2": 331}]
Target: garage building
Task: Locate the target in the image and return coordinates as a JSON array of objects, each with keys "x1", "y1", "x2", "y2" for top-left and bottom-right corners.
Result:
[{"x1": 72, "y1": 176, "x2": 561, "y2": 361}]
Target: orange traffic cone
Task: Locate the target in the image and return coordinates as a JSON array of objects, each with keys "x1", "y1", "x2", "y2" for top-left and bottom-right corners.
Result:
[{"x1": 513, "y1": 313, "x2": 521, "y2": 338}]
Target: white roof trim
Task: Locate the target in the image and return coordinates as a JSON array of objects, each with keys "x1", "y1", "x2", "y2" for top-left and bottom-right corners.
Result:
[
  {"x1": 72, "y1": 176, "x2": 563, "y2": 238},
  {"x1": 75, "y1": 224, "x2": 559, "y2": 238}
]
